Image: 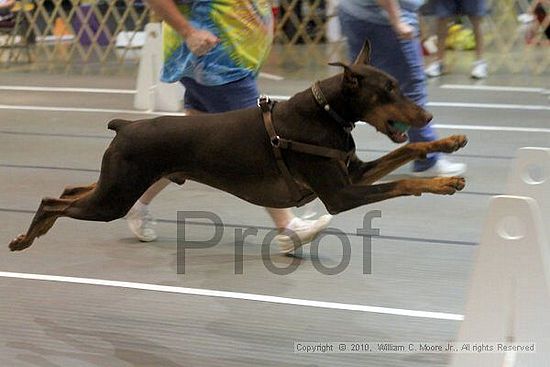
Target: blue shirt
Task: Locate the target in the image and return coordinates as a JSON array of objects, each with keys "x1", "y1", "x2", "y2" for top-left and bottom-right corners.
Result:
[{"x1": 339, "y1": 0, "x2": 424, "y2": 27}]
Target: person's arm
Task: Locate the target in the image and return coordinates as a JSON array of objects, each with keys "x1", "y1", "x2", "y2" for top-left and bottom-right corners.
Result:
[
  {"x1": 147, "y1": 0, "x2": 219, "y2": 55},
  {"x1": 376, "y1": 0, "x2": 415, "y2": 39}
]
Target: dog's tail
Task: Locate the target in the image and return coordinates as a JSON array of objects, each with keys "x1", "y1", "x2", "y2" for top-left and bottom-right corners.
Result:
[{"x1": 107, "y1": 119, "x2": 132, "y2": 132}]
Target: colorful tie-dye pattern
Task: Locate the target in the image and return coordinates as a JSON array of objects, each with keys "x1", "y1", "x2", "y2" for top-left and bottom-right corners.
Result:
[{"x1": 162, "y1": 0, "x2": 273, "y2": 85}]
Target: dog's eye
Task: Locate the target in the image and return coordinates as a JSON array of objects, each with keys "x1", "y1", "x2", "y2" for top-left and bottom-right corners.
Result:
[{"x1": 385, "y1": 81, "x2": 394, "y2": 93}]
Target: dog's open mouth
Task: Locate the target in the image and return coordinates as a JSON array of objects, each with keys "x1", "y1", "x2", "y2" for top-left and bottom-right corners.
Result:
[{"x1": 387, "y1": 120, "x2": 410, "y2": 143}]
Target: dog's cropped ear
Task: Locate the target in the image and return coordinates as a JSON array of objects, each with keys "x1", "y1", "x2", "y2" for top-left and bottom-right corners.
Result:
[
  {"x1": 353, "y1": 39, "x2": 371, "y2": 65},
  {"x1": 329, "y1": 61, "x2": 361, "y2": 93}
]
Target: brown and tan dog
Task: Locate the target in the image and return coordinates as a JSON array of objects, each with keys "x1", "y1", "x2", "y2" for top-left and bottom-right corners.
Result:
[{"x1": 9, "y1": 40, "x2": 466, "y2": 252}]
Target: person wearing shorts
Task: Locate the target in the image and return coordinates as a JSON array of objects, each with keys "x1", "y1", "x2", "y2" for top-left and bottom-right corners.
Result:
[
  {"x1": 424, "y1": 0, "x2": 489, "y2": 79},
  {"x1": 126, "y1": 0, "x2": 331, "y2": 253}
]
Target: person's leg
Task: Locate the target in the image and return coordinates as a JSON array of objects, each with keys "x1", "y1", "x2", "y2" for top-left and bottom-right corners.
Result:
[
  {"x1": 425, "y1": 0, "x2": 457, "y2": 77},
  {"x1": 266, "y1": 208, "x2": 294, "y2": 230},
  {"x1": 342, "y1": 18, "x2": 439, "y2": 170},
  {"x1": 392, "y1": 32, "x2": 441, "y2": 171},
  {"x1": 389, "y1": 32, "x2": 466, "y2": 175},
  {"x1": 435, "y1": 17, "x2": 450, "y2": 63},
  {"x1": 126, "y1": 178, "x2": 169, "y2": 241},
  {"x1": 137, "y1": 179, "x2": 171, "y2": 205},
  {"x1": 398, "y1": 29, "x2": 466, "y2": 174},
  {"x1": 469, "y1": 16, "x2": 484, "y2": 60},
  {"x1": 463, "y1": 0, "x2": 487, "y2": 59},
  {"x1": 127, "y1": 80, "x2": 209, "y2": 242},
  {"x1": 464, "y1": 0, "x2": 488, "y2": 78},
  {"x1": 339, "y1": 11, "x2": 465, "y2": 175},
  {"x1": 338, "y1": 8, "x2": 367, "y2": 62}
]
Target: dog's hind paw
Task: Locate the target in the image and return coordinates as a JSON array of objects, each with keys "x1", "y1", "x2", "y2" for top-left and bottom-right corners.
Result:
[
  {"x1": 9, "y1": 234, "x2": 32, "y2": 252},
  {"x1": 437, "y1": 135, "x2": 468, "y2": 153}
]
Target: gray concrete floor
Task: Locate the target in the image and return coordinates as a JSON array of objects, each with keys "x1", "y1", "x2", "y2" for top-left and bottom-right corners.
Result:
[{"x1": 0, "y1": 63, "x2": 549, "y2": 367}]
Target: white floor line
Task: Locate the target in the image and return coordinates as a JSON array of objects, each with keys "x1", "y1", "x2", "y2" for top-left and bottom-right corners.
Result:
[
  {"x1": 355, "y1": 122, "x2": 550, "y2": 133},
  {"x1": 1, "y1": 104, "x2": 548, "y2": 133},
  {"x1": 259, "y1": 72, "x2": 285, "y2": 81},
  {"x1": 427, "y1": 102, "x2": 550, "y2": 111},
  {"x1": 1, "y1": 89, "x2": 548, "y2": 111},
  {"x1": 0, "y1": 86, "x2": 136, "y2": 94},
  {"x1": 0, "y1": 104, "x2": 187, "y2": 116},
  {"x1": 0, "y1": 271, "x2": 463, "y2": 321},
  {"x1": 432, "y1": 123, "x2": 550, "y2": 133},
  {"x1": 440, "y1": 84, "x2": 547, "y2": 94},
  {"x1": 270, "y1": 96, "x2": 550, "y2": 111}
]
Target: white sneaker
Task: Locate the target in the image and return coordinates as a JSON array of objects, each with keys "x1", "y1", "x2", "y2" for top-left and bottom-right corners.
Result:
[
  {"x1": 425, "y1": 60, "x2": 443, "y2": 78},
  {"x1": 276, "y1": 215, "x2": 333, "y2": 254},
  {"x1": 471, "y1": 60, "x2": 488, "y2": 79},
  {"x1": 412, "y1": 159, "x2": 467, "y2": 178},
  {"x1": 126, "y1": 204, "x2": 157, "y2": 242}
]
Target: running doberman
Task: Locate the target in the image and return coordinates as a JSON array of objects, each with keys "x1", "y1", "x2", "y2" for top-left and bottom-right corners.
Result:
[{"x1": 9, "y1": 40, "x2": 467, "y2": 251}]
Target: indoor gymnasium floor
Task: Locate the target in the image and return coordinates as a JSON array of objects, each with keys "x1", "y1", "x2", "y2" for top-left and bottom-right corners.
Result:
[{"x1": 0, "y1": 65, "x2": 549, "y2": 366}]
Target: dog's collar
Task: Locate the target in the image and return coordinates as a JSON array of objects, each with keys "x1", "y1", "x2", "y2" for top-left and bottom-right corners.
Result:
[{"x1": 311, "y1": 82, "x2": 355, "y2": 132}]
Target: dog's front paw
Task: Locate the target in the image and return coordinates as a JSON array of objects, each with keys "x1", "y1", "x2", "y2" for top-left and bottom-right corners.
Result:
[
  {"x1": 9, "y1": 234, "x2": 32, "y2": 252},
  {"x1": 436, "y1": 135, "x2": 468, "y2": 153},
  {"x1": 430, "y1": 176, "x2": 466, "y2": 195}
]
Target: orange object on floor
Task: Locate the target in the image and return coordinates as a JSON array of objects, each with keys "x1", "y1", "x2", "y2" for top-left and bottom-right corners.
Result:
[{"x1": 53, "y1": 17, "x2": 71, "y2": 37}]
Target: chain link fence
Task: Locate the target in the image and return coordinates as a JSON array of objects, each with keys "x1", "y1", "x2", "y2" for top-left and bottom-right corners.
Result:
[
  {"x1": 0, "y1": 0, "x2": 149, "y2": 72},
  {"x1": 0, "y1": 0, "x2": 548, "y2": 74}
]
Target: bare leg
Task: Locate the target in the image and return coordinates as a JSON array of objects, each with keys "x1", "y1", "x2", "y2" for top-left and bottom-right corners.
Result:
[
  {"x1": 266, "y1": 208, "x2": 295, "y2": 229},
  {"x1": 126, "y1": 107, "x2": 204, "y2": 241},
  {"x1": 436, "y1": 17, "x2": 450, "y2": 63},
  {"x1": 469, "y1": 16, "x2": 484, "y2": 60},
  {"x1": 137, "y1": 178, "x2": 171, "y2": 205},
  {"x1": 130, "y1": 107, "x2": 208, "y2": 207}
]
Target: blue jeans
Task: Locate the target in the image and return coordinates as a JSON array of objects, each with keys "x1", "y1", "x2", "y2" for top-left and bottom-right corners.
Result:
[
  {"x1": 180, "y1": 75, "x2": 259, "y2": 113},
  {"x1": 339, "y1": 8, "x2": 439, "y2": 171}
]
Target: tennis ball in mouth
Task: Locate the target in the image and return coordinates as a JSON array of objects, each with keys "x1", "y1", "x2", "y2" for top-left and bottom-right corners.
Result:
[{"x1": 392, "y1": 121, "x2": 410, "y2": 133}]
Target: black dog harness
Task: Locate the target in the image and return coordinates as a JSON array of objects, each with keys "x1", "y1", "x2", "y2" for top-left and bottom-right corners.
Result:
[{"x1": 259, "y1": 82, "x2": 356, "y2": 203}]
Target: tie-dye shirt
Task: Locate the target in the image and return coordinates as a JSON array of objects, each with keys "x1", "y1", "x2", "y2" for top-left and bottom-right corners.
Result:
[{"x1": 162, "y1": 0, "x2": 273, "y2": 85}]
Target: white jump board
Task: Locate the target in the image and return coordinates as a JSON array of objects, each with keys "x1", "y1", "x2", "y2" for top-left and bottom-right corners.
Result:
[
  {"x1": 451, "y1": 195, "x2": 550, "y2": 367},
  {"x1": 134, "y1": 23, "x2": 183, "y2": 112},
  {"x1": 507, "y1": 147, "x2": 550, "y2": 239}
]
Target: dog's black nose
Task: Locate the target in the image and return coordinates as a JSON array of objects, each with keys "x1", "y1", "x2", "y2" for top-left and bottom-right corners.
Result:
[{"x1": 425, "y1": 112, "x2": 433, "y2": 124}]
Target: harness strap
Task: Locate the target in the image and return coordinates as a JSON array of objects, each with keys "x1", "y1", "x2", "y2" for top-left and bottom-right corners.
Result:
[
  {"x1": 259, "y1": 96, "x2": 303, "y2": 202},
  {"x1": 275, "y1": 137, "x2": 352, "y2": 161},
  {"x1": 259, "y1": 95, "x2": 355, "y2": 203}
]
